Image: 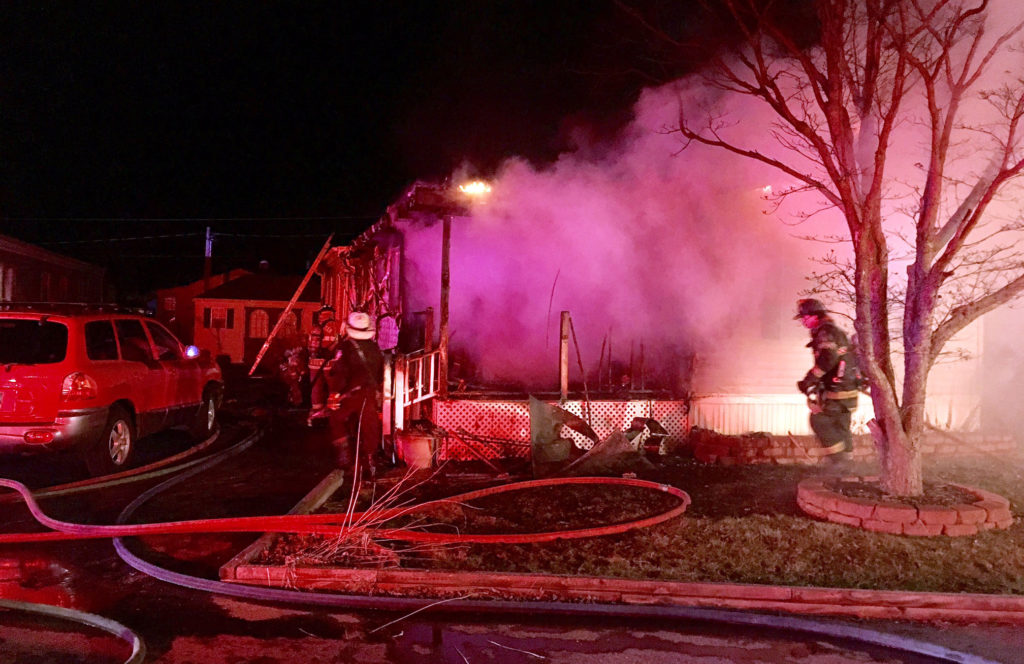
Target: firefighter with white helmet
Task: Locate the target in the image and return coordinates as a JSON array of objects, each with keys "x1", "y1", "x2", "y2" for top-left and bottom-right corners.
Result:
[
  {"x1": 324, "y1": 311, "x2": 385, "y2": 477},
  {"x1": 795, "y1": 298, "x2": 860, "y2": 460}
]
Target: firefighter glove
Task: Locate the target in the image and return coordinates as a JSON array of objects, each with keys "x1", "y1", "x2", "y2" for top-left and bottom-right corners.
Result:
[{"x1": 797, "y1": 376, "x2": 817, "y2": 395}]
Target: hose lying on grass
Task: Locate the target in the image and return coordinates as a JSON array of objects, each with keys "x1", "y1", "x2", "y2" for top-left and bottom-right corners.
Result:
[{"x1": 0, "y1": 473, "x2": 690, "y2": 544}]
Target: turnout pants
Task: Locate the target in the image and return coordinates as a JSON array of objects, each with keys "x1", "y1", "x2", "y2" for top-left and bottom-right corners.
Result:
[
  {"x1": 809, "y1": 398, "x2": 855, "y2": 453},
  {"x1": 327, "y1": 387, "x2": 382, "y2": 469}
]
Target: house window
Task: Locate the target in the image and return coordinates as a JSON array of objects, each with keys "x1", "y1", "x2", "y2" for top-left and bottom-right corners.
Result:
[
  {"x1": 204, "y1": 306, "x2": 233, "y2": 329},
  {"x1": 280, "y1": 310, "x2": 299, "y2": 335},
  {"x1": 40, "y1": 272, "x2": 52, "y2": 301},
  {"x1": 249, "y1": 309, "x2": 270, "y2": 338},
  {"x1": 0, "y1": 264, "x2": 9, "y2": 301},
  {"x1": 163, "y1": 296, "x2": 176, "y2": 312},
  {"x1": 58, "y1": 276, "x2": 69, "y2": 301}
]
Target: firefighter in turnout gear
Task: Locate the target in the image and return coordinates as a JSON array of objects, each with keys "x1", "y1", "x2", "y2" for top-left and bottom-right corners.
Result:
[
  {"x1": 794, "y1": 298, "x2": 859, "y2": 458},
  {"x1": 325, "y1": 311, "x2": 385, "y2": 478}
]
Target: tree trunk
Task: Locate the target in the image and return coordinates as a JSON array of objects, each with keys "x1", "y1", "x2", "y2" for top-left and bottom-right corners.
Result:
[
  {"x1": 877, "y1": 420, "x2": 923, "y2": 496},
  {"x1": 856, "y1": 220, "x2": 925, "y2": 497}
]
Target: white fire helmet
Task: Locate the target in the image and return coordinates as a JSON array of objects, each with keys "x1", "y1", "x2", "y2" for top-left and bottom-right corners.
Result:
[{"x1": 345, "y1": 311, "x2": 375, "y2": 340}]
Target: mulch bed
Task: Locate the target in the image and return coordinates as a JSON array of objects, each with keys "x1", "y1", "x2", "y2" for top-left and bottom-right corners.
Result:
[
  {"x1": 828, "y1": 479, "x2": 978, "y2": 507},
  {"x1": 250, "y1": 482, "x2": 682, "y2": 567}
]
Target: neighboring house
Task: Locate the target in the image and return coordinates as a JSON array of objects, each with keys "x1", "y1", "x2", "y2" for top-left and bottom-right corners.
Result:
[
  {"x1": 192, "y1": 272, "x2": 321, "y2": 365},
  {"x1": 154, "y1": 268, "x2": 251, "y2": 344},
  {"x1": 0, "y1": 233, "x2": 107, "y2": 303}
]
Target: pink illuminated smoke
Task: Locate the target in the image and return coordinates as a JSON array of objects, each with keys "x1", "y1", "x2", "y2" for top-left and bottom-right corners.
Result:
[{"x1": 401, "y1": 84, "x2": 808, "y2": 393}]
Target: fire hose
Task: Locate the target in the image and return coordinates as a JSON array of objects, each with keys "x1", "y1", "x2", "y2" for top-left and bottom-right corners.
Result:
[
  {"x1": 0, "y1": 426, "x2": 224, "y2": 505},
  {"x1": 0, "y1": 598, "x2": 145, "y2": 664},
  {"x1": 0, "y1": 428, "x2": 1001, "y2": 663},
  {"x1": 0, "y1": 472, "x2": 691, "y2": 545}
]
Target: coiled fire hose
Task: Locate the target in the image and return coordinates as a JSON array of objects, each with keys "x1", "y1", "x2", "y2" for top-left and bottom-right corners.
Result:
[
  {"x1": 0, "y1": 470, "x2": 691, "y2": 544},
  {"x1": 0, "y1": 426, "x2": 1001, "y2": 664}
]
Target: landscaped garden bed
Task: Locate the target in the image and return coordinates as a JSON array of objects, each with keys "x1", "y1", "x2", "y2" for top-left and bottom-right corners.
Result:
[
  {"x1": 222, "y1": 451, "x2": 1024, "y2": 600},
  {"x1": 798, "y1": 475, "x2": 1014, "y2": 536}
]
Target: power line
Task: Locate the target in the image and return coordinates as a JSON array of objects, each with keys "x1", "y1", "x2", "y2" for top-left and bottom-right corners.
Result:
[
  {"x1": 3, "y1": 215, "x2": 375, "y2": 222},
  {"x1": 35, "y1": 232, "x2": 203, "y2": 245},
  {"x1": 212, "y1": 232, "x2": 359, "y2": 238},
  {"x1": 31, "y1": 230, "x2": 361, "y2": 246}
]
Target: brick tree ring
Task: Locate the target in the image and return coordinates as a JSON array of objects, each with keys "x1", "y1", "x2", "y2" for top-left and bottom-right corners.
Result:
[{"x1": 797, "y1": 476, "x2": 1015, "y2": 536}]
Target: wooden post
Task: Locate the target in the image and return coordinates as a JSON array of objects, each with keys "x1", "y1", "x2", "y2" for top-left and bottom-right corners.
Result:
[
  {"x1": 424, "y1": 306, "x2": 434, "y2": 352},
  {"x1": 629, "y1": 340, "x2": 635, "y2": 391},
  {"x1": 439, "y1": 217, "x2": 451, "y2": 399},
  {"x1": 560, "y1": 311, "x2": 570, "y2": 401},
  {"x1": 639, "y1": 341, "x2": 645, "y2": 391},
  {"x1": 607, "y1": 332, "x2": 613, "y2": 388}
]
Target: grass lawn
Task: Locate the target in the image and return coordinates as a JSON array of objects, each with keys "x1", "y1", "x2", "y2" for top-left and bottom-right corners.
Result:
[{"x1": 273, "y1": 450, "x2": 1024, "y2": 596}]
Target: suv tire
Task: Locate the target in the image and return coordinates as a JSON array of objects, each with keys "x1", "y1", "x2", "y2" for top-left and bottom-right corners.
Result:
[
  {"x1": 189, "y1": 388, "x2": 218, "y2": 441},
  {"x1": 86, "y1": 406, "x2": 136, "y2": 476}
]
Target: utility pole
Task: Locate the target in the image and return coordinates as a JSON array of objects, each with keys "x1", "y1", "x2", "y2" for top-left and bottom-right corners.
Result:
[{"x1": 203, "y1": 226, "x2": 213, "y2": 293}]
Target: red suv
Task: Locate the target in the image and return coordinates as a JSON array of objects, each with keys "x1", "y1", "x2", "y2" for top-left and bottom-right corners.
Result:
[{"x1": 0, "y1": 305, "x2": 223, "y2": 475}]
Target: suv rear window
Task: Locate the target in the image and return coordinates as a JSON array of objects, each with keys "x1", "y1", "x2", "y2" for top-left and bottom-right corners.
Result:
[{"x1": 0, "y1": 318, "x2": 69, "y2": 364}]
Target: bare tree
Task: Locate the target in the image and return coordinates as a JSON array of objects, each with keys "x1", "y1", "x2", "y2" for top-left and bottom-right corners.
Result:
[{"x1": 660, "y1": 0, "x2": 1024, "y2": 495}]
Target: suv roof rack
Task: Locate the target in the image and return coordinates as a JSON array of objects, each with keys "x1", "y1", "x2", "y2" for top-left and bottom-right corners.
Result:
[{"x1": 0, "y1": 302, "x2": 151, "y2": 315}]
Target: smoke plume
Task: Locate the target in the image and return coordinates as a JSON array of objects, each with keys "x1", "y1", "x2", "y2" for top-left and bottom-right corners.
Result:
[{"x1": 403, "y1": 83, "x2": 808, "y2": 393}]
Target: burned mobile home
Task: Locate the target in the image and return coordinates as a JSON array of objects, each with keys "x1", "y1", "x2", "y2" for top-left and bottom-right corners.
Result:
[{"x1": 263, "y1": 180, "x2": 995, "y2": 467}]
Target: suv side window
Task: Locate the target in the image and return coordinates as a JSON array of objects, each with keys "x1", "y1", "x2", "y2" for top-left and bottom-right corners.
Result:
[
  {"x1": 85, "y1": 320, "x2": 119, "y2": 360},
  {"x1": 115, "y1": 319, "x2": 153, "y2": 362},
  {"x1": 146, "y1": 321, "x2": 183, "y2": 361}
]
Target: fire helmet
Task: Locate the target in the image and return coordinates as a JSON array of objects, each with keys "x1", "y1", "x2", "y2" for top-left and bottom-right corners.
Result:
[
  {"x1": 794, "y1": 298, "x2": 827, "y2": 319},
  {"x1": 345, "y1": 311, "x2": 376, "y2": 340}
]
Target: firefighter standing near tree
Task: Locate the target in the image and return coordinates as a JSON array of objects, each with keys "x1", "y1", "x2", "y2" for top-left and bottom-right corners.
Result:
[
  {"x1": 325, "y1": 311, "x2": 385, "y2": 477},
  {"x1": 795, "y1": 298, "x2": 860, "y2": 460}
]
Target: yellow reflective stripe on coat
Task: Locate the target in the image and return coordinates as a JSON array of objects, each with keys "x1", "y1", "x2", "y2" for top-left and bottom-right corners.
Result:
[{"x1": 825, "y1": 390, "x2": 859, "y2": 400}]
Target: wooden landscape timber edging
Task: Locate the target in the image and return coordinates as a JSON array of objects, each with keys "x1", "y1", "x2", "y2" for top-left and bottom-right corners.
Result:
[
  {"x1": 219, "y1": 469, "x2": 346, "y2": 575},
  {"x1": 797, "y1": 476, "x2": 1015, "y2": 536},
  {"x1": 220, "y1": 470, "x2": 1024, "y2": 625},
  {"x1": 220, "y1": 559, "x2": 1024, "y2": 624}
]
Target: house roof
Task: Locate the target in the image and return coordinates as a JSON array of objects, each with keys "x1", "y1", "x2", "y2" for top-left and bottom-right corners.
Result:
[
  {"x1": 195, "y1": 272, "x2": 321, "y2": 302},
  {"x1": 0, "y1": 233, "x2": 105, "y2": 273},
  {"x1": 155, "y1": 268, "x2": 252, "y2": 294}
]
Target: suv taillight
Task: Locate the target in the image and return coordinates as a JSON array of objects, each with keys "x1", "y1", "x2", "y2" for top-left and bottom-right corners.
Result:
[{"x1": 61, "y1": 372, "x2": 98, "y2": 401}]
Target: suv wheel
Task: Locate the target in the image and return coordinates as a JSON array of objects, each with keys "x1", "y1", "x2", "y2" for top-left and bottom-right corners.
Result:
[
  {"x1": 86, "y1": 406, "x2": 136, "y2": 476},
  {"x1": 189, "y1": 389, "x2": 218, "y2": 440}
]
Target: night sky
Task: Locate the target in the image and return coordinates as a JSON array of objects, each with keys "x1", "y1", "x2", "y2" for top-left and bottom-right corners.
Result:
[{"x1": 0, "y1": 2, "x2": 716, "y2": 297}]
